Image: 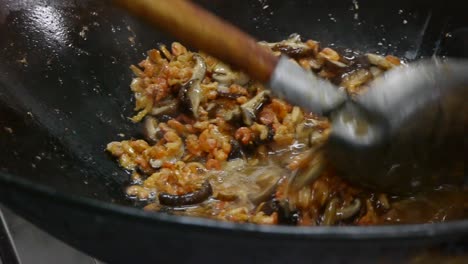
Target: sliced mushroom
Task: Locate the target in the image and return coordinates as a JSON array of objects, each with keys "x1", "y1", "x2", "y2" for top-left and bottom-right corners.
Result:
[
  {"x1": 322, "y1": 198, "x2": 339, "y2": 226},
  {"x1": 158, "y1": 180, "x2": 213, "y2": 206},
  {"x1": 256, "y1": 196, "x2": 300, "y2": 225},
  {"x1": 191, "y1": 54, "x2": 206, "y2": 81},
  {"x1": 259, "y1": 33, "x2": 300, "y2": 48},
  {"x1": 323, "y1": 198, "x2": 362, "y2": 225},
  {"x1": 179, "y1": 54, "x2": 207, "y2": 118},
  {"x1": 240, "y1": 90, "x2": 270, "y2": 126},
  {"x1": 324, "y1": 59, "x2": 348, "y2": 69},
  {"x1": 178, "y1": 80, "x2": 194, "y2": 113},
  {"x1": 143, "y1": 116, "x2": 159, "y2": 143},
  {"x1": 264, "y1": 33, "x2": 315, "y2": 59},
  {"x1": 273, "y1": 44, "x2": 315, "y2": 58},
  {"x1": 227, "y1": 139, "x2": 246, "y2": 160},
  {"x1": 366, "y1": 53, "x2": 395, "y2": 70},
  {"x1": 288, "y1": 149, "x2": 325, "y2": 192},
  {"x1": 189, "y1": 55, "x2": 207, "y2": 117},
  {"x1": 220, "y1": 104, "x2": 241, "y2": 121},
  {"x1": 295, "y1": 117, "x2": 329, "y2": 146},
  {"x1": 316, "y1": 47, "x2": 348, "y2": 71},
  {"x1": 336, "y1": 199, "x2": 362, "y2": 221},
  {"x1": 340, "y1": 68, "x2": 373, "y2": 94},
  {"x1": 212, "y1": 62, "x2": 250, "y2": 87},
  {"x1": 150, "y1": 99, "x2": 178, "y2": 116}
]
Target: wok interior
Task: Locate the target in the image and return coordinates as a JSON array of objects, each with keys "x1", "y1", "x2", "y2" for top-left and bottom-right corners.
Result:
[{"x1": 0, "y1": 0, "x2": 466, "y2": 217}]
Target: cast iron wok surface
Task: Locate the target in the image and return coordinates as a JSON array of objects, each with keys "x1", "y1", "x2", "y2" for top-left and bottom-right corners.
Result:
[{"x1": 0, "y1": 0, "x2": 467, "y2": 263}]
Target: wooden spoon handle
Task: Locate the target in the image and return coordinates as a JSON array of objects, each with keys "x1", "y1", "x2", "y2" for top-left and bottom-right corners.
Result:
[{"x1": 116, "y1": 0, "x2": 278, "y2": 83}]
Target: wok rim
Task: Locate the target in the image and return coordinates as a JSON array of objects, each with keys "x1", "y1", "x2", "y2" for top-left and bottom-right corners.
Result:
[{"x1": 1, "y1": 170, "x2": 468, "y2": 240}]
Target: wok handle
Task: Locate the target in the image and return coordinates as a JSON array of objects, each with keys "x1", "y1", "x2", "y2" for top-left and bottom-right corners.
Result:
[{"x1": 116, "y1": 0, "x2": 278, "y2": 83}]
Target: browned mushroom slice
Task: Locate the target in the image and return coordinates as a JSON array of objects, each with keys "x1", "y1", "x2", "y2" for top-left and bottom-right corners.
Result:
[
  {"x1": 158, "y1": 180, "x2": 213, "y2": 206},
  {"x1": 150, "y1": 99, "x2": 178, "y2": 116},
  {"x1": 366, "y1": 53, "x2": 395, "y2": 70},
  {"x1": 340, "y1": 68, "x2": 373, "y2": 94},
  {"x1": 322, "y1": 198, "x2": 362, "y2": 225},
  {"x1": 272, "y1": 43, "x2": 315, "y2": 58},
  {"x1": 295, "y1": 117, "x2": 327, "y2": 145},
  {"x1": 178, "y1": 80, "x2": 195, "y2": 113},
  {"x1": 322, "y1": 198, "x2": 339, "y2": 226},
  {"x1": 186, "y1": 54, "x2": 207, "y2": 118},
  {"x1": 336, "y1": 199, "x2": 362, "y2": 221},
  {"x1": 240, "y1": 90, "x2": 270, "y2": 125},
  {"x1": 212, "y1": 62, "x2": 250, "y2": 87},
  {"x1": 143, "y1": 116, "x2": 159, "y2": 143},
  {"x1": 288, "y1": 149, "x2": 325, "y2": 192},
  {"x1": 324, "y1": 59, "x2": 348, "y2": 69},
  {"x1": 265, "y1": 33, "x2": 315, "y2": 59}
]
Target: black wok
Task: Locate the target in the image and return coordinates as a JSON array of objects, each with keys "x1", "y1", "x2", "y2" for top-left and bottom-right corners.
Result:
[{"x1": 0, "y1": 0, "x2": 467, "y2": 263}]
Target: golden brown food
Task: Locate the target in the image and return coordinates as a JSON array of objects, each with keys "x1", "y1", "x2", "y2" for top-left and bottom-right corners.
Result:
[{"x1": 107, "y1": 34, "x2": 468, "y2": 226}]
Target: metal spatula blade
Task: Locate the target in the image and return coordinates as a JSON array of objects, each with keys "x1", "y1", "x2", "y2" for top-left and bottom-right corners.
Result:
[{"x1": 325, "y1": 58, "x2": 468, "y2": 192}]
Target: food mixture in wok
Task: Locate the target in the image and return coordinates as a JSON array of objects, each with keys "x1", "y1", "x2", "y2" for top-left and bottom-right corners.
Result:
[{"x1": 107, "y1": 34, "x2": 467, "y2": 226}]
